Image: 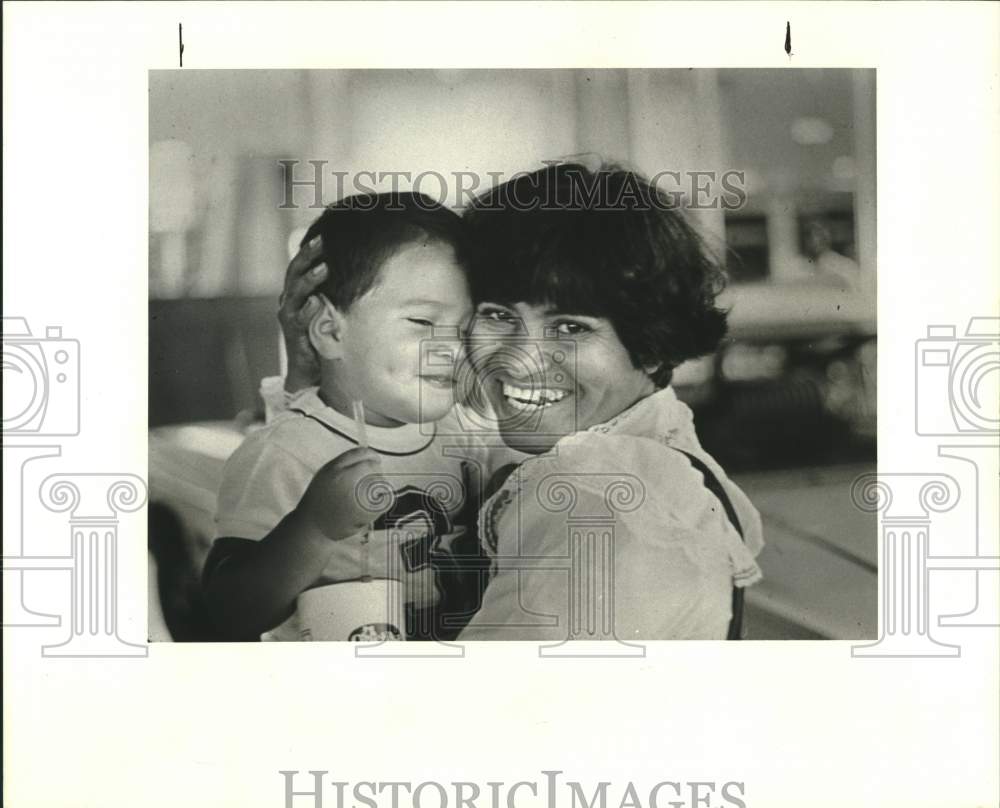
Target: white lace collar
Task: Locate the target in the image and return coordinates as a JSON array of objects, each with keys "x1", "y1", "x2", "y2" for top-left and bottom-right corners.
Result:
[{"x1": 579, "y1": 386, "x2": 700, "y2": 451}]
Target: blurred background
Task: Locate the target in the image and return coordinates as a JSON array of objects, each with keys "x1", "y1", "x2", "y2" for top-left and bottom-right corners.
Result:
[{"x1": 149, "y1": 69, "x2": 877, "y2": 640}]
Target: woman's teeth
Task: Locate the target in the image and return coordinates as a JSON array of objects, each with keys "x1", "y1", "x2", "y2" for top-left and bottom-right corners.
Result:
[{"x1": 501, "y1": 382, "x2": 569, "y2": 408}]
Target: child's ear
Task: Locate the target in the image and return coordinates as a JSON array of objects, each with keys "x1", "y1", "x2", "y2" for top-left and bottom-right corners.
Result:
[{"x1": 308, "y1": 295, "x2": 348, "y2": 361}]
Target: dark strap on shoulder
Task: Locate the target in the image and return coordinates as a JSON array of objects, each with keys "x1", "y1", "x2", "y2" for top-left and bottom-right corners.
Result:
[{"x1": 671, "y1": 449, "x2": 746, "y2": 640}]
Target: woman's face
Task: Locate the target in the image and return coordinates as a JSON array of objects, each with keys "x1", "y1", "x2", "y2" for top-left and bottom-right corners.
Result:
[{"x1": 467, "y1": 301, "x2": 657, "y2": 453}]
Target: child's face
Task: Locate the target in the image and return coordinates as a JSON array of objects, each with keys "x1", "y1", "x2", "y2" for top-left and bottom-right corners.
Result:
[{"x1": 319, "y1": 240, "x2": 472, "y2": 427}]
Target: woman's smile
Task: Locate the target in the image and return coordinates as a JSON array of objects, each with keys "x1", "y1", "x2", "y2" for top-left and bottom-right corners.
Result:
[
  {"x1": 499, "y1": 380, "x2": 572, "y2": 409},
  {"x1": 471, "y1": 300, "x2": 656, "y2": 452}
]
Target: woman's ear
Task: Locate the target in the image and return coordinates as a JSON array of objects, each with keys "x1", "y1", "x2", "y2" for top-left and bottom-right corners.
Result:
[{"x1": 308, "y1": 295, "x2": 348, "y2": 361}]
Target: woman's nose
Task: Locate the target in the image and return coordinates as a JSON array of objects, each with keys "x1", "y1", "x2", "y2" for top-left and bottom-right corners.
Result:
[{"x1": 491, "y1": 341, "x2": 570, "y2": 383}]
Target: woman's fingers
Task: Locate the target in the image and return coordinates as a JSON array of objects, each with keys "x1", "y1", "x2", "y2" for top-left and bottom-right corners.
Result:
[
  {"x1": 281, "y1": 238, "x2": 328, "y2": 311},
  {"x1": 279, "y1": 276, "x2": 328, "y2": 332},
  {"x1": 296, "y1": 294, "x2": 323, "y2": 326},
  {"x1": 286, "y1": 235, "x2": 322, "y2": 280},
  {"x1": 278, "y1": 236, "x2": 327, "y2": 391}
]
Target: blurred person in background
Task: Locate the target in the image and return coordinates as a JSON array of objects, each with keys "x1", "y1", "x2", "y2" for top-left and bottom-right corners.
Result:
[{"x1": 797, "y1": 218, "x2": 863, "y2": 293}]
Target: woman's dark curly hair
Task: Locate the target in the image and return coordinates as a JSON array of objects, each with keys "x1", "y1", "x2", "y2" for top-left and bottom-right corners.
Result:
[{"x1": 461, "y1": 161, "x2": 729, "y2": 388}]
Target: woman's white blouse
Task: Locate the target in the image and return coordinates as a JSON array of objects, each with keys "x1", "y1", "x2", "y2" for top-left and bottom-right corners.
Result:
[{"x1": 459, "y1": 387, "x2": 764, "y2": 641}]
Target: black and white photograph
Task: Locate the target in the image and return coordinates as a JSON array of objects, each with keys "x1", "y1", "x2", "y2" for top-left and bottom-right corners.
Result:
[
  {"x1": 5, "y1": 4, "x2": 997, "y2": 808},
  {"x1": 148, "y1": 68, "x2": 878, "y2": 643}
]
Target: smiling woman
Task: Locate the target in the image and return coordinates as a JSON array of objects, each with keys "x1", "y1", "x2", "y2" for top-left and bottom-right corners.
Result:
[
  {"x1": 445, "y1": 163, "x2": 763, "y2": 640},
  {"x1": 465, "y1": 301, "x2": 658, "y2": 455},
  {"x1": 454, "y1": 164, "x2": 728, "y2": 459}
]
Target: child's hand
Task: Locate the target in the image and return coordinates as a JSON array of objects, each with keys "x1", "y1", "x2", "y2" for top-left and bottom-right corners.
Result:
[{"x1": 295, "y1": 448, "x2": 391, "y2": 541}]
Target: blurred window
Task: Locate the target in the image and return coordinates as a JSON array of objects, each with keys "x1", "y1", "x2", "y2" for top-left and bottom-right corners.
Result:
[{"x1": 725, "y1": 215, "x2": 770, "y2": 282}]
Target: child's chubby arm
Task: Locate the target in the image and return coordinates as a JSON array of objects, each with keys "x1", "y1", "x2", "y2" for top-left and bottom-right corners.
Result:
[{"x1": 203, "y1": 447, "x2": 389, "y2": 640}]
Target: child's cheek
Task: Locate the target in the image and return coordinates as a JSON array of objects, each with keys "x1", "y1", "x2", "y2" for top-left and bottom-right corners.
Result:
[{"x1": 381, "y1": 343, "x2": 415, "y2": 386}]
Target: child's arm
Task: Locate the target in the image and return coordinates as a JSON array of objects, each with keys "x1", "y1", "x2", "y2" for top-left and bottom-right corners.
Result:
[
  {"x1": 202, "y1": 511, "x2": 341, "y2": 641},
  {"x1": 204, "y1": 447, "x2": 386, "y2": 640}
]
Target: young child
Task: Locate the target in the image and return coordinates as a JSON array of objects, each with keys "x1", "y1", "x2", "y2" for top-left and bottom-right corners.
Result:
[{"x1": 204, "y1": 192, "x2": 490, "y2": 641}]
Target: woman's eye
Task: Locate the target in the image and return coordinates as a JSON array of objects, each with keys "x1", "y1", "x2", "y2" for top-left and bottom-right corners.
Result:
[
  {"x1": 475, "y1": 308, "x2": 518, "y2": 328},
  {"x1": 481, "y1": 308, "x2": 514, "y2": 322},
  {"x1": 407, "y1": 318, "x2": 434, "y2": 327},
  {"x1": 554, "y1": 321, "x2": 591, "y2": 336}
]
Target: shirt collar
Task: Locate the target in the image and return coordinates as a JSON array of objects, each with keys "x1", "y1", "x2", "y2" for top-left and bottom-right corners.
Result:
[
  {"x1": 287, "y1": 388, "x2": 436, "y2": 456},
  {"x1": 583, "y1": 386, "x2": 696, "y2": 447}
]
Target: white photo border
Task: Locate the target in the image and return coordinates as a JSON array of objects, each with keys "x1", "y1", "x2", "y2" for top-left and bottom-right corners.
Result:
[{"x1": 4, "y1": 3, "x2": 998, "y2": 807}]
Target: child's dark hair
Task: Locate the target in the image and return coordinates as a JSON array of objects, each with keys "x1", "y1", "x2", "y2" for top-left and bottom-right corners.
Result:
[
  {"x1": 300, "y1": 191, "x2": 466, "y2": 311},
  {"x1": 461, "y1": 162, "x2": 729, "y2": 387}
]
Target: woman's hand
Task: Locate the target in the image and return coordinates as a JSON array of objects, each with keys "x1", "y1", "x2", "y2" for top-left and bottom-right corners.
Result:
[{"x1": 279, "y1": 236, "x2": 329, "y2": 393}]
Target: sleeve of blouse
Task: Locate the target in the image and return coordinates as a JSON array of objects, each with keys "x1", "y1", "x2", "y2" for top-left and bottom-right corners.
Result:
[{"x1": 459, "y1": 479, "x2": 734, "y2": 641}]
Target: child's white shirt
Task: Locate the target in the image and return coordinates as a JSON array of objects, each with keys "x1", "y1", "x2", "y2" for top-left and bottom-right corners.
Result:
[{"x1": 215, "y1": 388, "x2": 494, "y2": 640}]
